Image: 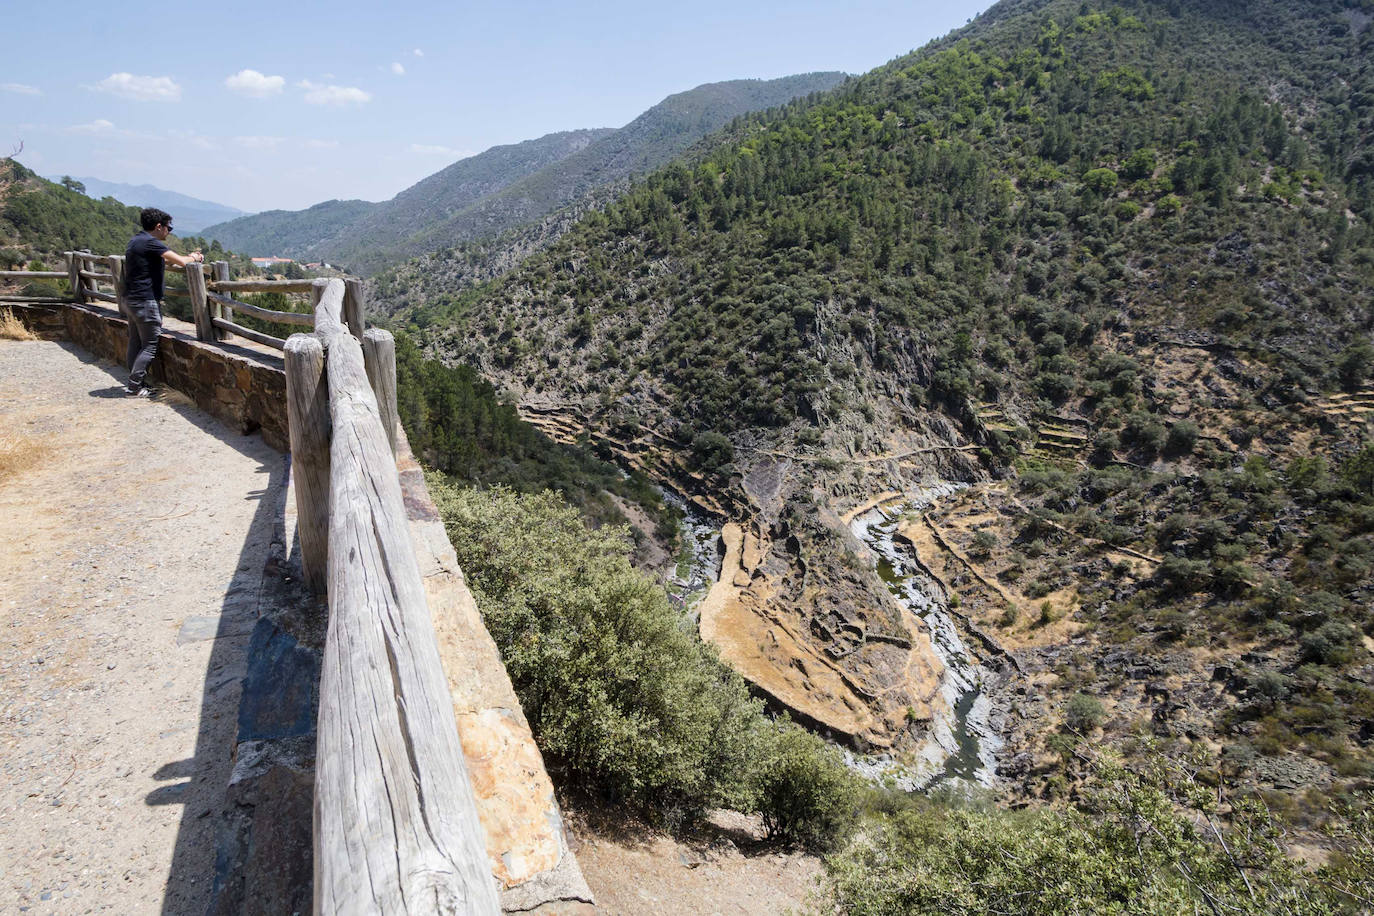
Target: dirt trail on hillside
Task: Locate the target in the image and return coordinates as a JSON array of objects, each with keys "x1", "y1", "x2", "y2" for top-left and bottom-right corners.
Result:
[{"x1": 0, "y1": 338, "x2": 285, "y2": 914}]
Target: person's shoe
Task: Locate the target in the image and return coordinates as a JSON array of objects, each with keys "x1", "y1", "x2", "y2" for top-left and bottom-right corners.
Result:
[{"x1": 126, "y1": 385, "x2": 152, "y2": 398}]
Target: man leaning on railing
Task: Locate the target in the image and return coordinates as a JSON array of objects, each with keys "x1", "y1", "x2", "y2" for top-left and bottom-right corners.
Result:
[{"x1": 122, "y1": 207, "x2": 202, "y2": 397}]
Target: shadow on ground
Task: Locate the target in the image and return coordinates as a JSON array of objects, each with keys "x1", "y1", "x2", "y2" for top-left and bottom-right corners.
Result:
[{"x1": 70, "y1": 346, "x2": 321, "y2": 915}]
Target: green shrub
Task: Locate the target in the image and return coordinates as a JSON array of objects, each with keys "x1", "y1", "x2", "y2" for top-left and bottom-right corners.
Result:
[
  {"x1": 1299, "y1": 620, "x2": 1359, "y2": 666},
  {"x1": 1122, "y1": 412, "x2": 1166, "y2": 455},
  {"x1": 1122, "y1": 147, "x2": 1158, "y2": 180},
  {"x1": 1113, "y1": 199, "x2": 1143, "y2": 221},
  {"x1": 753, "y1": 720, "x2": 862, "y2": 850},
  {"x1": 1083, "y1": 167, "x2": 1120, "y2": 196},
  {"x1": 1165, "y1": 420, "x2": 1199, "y2": 456},
  {"x1": 1154, "y1": 193, "x2": 1184, "y2": 215},
  {"x1": 1064, "y1": 693, "x2": 1106, "y2": 733},
  {"x1": 689, "y1": 430, "x2": 735, "y2": 475},
  {"x1": 821, "y1": 759, "x2": 1370, "y2": 916},
  {"x1": 430, "y1": 479, "x2": 765, "y2": 817}
]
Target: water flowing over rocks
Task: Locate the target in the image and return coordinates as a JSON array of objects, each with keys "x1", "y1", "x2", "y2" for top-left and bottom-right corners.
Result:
[
  {"x1": 659, "y1": 489, "x2": 723, "y2": 620},
  {"x1": 848, "y1": 484, "x2": 1006, "y2": 791}
]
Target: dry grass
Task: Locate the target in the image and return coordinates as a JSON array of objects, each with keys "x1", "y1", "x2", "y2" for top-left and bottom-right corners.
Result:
[
  {"x1": 0, "y1": 308, "x2": 37, "y2": 341},
  {"x1": 0, "y1": 432, "x2": 50, "y2": 482}
]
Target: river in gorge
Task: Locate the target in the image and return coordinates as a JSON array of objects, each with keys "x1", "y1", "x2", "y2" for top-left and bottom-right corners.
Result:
[
  {"x1": 658, "y1": 482, "x2": 1004, "y2": 793},
  {"x1": 847, "y1": 484, "x2": 1004, "y2": 792},
  {"x1": 658, "y1": 489, "x2": 723, "y2": 621}
]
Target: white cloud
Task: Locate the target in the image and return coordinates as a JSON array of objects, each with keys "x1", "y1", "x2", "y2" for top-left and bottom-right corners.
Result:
[
  {"x1": 68, "y1": 118, "x2": 117, "y2": 134},
  {"x1": 234, "y1": 135, "x2": 283, "y2": 149},
  {"x1": 90, "y1": 72, "x2": 181, "y2": 102},
  {"x1": 167, "y1": 128, "x2": 215, "y2": 150},
  {"x1": 299, "y1": 80, "x2": 371, "y2": 106},
  {"x1": 1, "y1": 82, "x2": 40, "y2": 96},
  {"x1": 225, "y1": 69, "x2": 285, "y2": 97},
  {"x1": 412, "y1": 48, "x2": 424, "y2": 57},
  {"x1": 391, "y1": 62, "x2": 405, "y2": 76},
  {"x1": 409, "y1": 143, "x2": 468, "y2": 157}
]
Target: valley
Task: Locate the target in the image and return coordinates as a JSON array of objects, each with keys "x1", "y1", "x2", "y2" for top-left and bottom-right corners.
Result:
[{"x1": 5, "y1": 0, "x2": 1373, "y2": 908}]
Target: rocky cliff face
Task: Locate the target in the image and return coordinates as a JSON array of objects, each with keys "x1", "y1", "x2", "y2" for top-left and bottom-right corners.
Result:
[{"x1": 500, "y1": 348, "x2": 985, "y2": 752}]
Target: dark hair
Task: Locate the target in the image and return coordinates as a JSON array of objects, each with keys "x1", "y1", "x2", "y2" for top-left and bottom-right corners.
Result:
[{"x1": 140, "y1": 207, "x2": 172, "y2": 230}]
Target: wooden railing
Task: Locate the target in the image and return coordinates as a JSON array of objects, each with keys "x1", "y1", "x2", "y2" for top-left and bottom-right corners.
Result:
[
  {"x1": 286, "y1": 279, "x2": 498, "y2": 914},
  {"x1": 0, "y1": 251, "x2": 364, "y2": 353},
  {"x1": 0, "y1": 251, "x2": 93, "y2": 304}
]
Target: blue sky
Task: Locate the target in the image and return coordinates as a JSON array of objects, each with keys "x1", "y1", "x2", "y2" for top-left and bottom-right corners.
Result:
[{"x1": 2, "y1": 0, "x2": 993, "y2": 214}]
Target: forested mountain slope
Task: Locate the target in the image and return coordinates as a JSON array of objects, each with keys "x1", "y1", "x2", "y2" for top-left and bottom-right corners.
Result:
[
  {"x1": 205, "y1": 74, "x2": 847, "y2": 276},
  {"x1": 1, "y1": 159, "x2": 149, "y2": 258},
  {"x1": 200, "y1": 129, "x2": 609, "y2": 263},
  {"x1": 1, "y1": 158, "x2": 253, "y2": 277},
  {"x1": 415, "y1": 0, "x2": 1374, "y2": 810},
  {"x1": 372, "y1": 73, "x2": 850, "y2": 275}
]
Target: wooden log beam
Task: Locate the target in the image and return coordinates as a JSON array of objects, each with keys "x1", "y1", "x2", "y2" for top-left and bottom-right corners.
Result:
[
  {"x1": 84, "y1": 289, "x2": 118, "y2": 303},
  {"x1": 285, "y1": 333, "x2": 330, "y2": 594},
  {"x1": 343, "y1": 278, "x2": 366, "y2": 339},
  {"x1": 311, "y1": 279, "x2": 346, "y2": 337},
  {"x1": 207, "y1": 291, "x2": 314, "y2": 327},
  {"x1": 212, "y1": 261, "x2": 233, "y2": 328},
  {"x1": 106, "y1": 255, "x2": 126, "y2": 316},
  {"x1": 210, "y1": 317, "x2": 286, "y2": 350},
  {"x1": 78, "y1": 270, "x2": 115, "y2": 282},
  {"x1": 210, "y1": 278, "x2": 316, "y2": 293},
  {"x1": 65, "y1": 252, "x2": 84, "y2": 304},
  {"x1": 185, "y1": 263, "x2": 214, "y2": 341},
  {"x1": 362, "y1": 328, "x2": 398, "y2": 455},
  {"x1": 0, "y1": 296, "x2": 73, "y2": 304},
  {"x1": 314, "y1": 330, "x2": 499, "y2": 915},
  {"x1": 0, "y1": 270, "x2": 68, "y2": 280}
]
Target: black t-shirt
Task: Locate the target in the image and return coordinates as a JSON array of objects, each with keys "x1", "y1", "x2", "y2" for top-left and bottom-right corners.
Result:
[{"x1": 124, "y1": 230, "x2": 169, "y2": 301}]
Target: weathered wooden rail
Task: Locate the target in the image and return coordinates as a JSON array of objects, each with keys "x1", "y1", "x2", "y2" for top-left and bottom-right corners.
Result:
[
  {"x1": 0, "y1": 251, "x2": 363, "y2": 353},
  {"x1": 287, "y1": 279, "x2": 498, "y2": 914}
]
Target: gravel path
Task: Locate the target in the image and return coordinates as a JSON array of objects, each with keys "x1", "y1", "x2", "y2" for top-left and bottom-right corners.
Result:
[{"x1": 0, "y1": 338, "x2": 286, "y2": 914}]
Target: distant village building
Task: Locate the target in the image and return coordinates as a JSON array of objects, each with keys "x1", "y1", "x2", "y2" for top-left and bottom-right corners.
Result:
[{"x1": 251, "y1": 256, "x2": 294, "y2": 269}]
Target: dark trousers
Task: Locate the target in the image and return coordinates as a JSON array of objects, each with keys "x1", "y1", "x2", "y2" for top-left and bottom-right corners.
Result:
[{"x1": 126, "y1": 299, "x2": 162, "y2": 389}]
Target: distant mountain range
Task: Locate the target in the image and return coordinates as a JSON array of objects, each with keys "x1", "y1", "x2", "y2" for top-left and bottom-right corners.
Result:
[
  {"x1": 49, "y1": 176, "x2": 249, "y2": 234},
  {"x1": 202, "y1": 73, "x2": 849, "y2": 274}
]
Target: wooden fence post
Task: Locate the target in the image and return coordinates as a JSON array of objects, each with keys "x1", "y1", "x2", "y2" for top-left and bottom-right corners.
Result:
[
  {"x1": 362, "y1": 328, "x2": 399, "y2": 456},
  {"x1": 186, "y1": 262, "x2": 213, "y2": 341},
  {"x1": 212, "y1": 261, "x2": 234, "y2": 337},
  {"x1": 285, "y1": 333, "x2": 331, "y2": 595},
  {"x1": 106, "y1": 255, "x2": 125, "y2": 316},
  {"x1": 64, "y1": 252, "x2": 83, "y2": 304},
  {"x1": 343, "y1": 278, "x2": 366, "y2": 340}
]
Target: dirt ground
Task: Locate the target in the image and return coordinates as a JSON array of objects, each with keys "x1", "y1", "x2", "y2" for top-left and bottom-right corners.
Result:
[
  {"x1": 565, "y1": 806, "x2": 824, "y2": 916},
  {"x1": 0, "y1": 338, "x2": 285, "y2": 914}
]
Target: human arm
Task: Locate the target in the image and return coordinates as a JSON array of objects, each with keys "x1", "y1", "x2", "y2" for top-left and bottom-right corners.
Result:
[{"x1": 162, "y1": 248, "x2": 204, "y2": 268}]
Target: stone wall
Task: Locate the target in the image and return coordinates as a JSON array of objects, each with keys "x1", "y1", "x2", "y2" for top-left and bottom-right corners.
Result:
[{"x1": 11, "y1": 302, "x2": 289, "y2": 452}]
